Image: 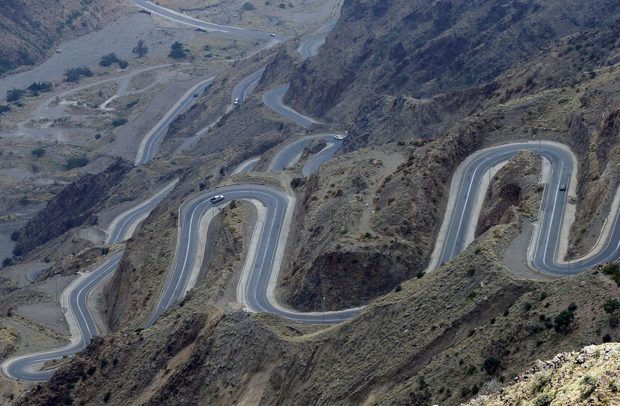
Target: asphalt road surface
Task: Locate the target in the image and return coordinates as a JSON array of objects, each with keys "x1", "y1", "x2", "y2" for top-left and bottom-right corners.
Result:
[
  {"x1": 232, "y1": 68, "x2": 265, "y2": 105},
  {"x1": 106, "y1": 179, "x2": 179, "y2": 244},
  {"x1": 2, "y1": 181, "x2": 176, "y2": 381},
  {"x1": 263, "y1": 84, "x2": 319, "y2": 129},
  {"x1": 302, "y1": 140, "x2": 340, "y2": 176},
  {"x1": 233, "y1": 157, "x2": 261, "y2": 174},
  {"x1": 135, "y1": 77, "x2": 214, "y2": 165},
  {"x1": 134, "y1": 0, "x2": 284, "y2": 42},
  {"x1": 144, "y1": 183, "x2": 362, "y2": 326},
  {"x1": 267, "y1": 134, "x2": 342, "y2": 174},
  {"x1": 2, "y1": 252, "x2": 122, "y2": 381},
  {"x1": 298, "y1": 21, "x2": 336, "y2": 59},
  {"x1": 431, "y1": 142, "x2": 620, "y2": 275}
]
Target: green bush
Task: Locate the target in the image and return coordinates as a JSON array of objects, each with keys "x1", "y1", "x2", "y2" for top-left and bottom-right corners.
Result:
[
  {"x1": 2, "y1": 257, "x2": 13, "y2": 267},
  {"x1": 0, "y1": 57, "x2": 14, "y2": 74},
  {"x1": 99, "y1": 53, "x2": 120, "y2": 67},
  {"x1": 169, "y1": 41, "x2": 189, "y2": 59},
  {"x1": 602, "y1": 263, "x2": 620, "y2": 286},
  {"x1": 0, "y1": 104, "x2": 10, "y2": 114},
  {"x1": 242, "y1": 2, "x2": 256, "y2": 10},
  {"x1": 603, "y1": 299, "x2": 620, "y2": 314},
  {"x1": 117, "y1": 59, "x2": 129, "y2": 69},
  {"x1": 31, "y1": 147, "x2": 45, "y2": 157},
  {"x1": 483, "y1": 356, "x2": 501, "y2": 375},
  {"x1": 6, "y1": 88, "x2": 24, "y2": 102},
  {"x1": 65, "y1": 156, "x2": 89, "y2": 170},
  {"x1": 27, "y1": 81, "x2": 53, "y2": 95},
  {"x1": 65, "y1": 67, "x2": 93, "y2": 82},
  {"x1": 132, "y1": 40, "x2": 149, "y2": 58},
  {"x1": 111, "y1": 118, "x2": 128, "y2": 127},
  {"x1": 554, "y1": 303, "x2": 577, "y2": 334},
  {"x1": 534, "y1": 393, "x2": 554, "y2": 406}
]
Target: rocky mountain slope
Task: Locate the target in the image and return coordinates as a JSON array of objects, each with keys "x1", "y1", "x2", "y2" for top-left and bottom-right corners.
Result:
[
  {"x1": 14, "y1": 219, "x2": 620, "y2": 405},
  {"x1": 4, "y1": 0, "x2": 620, "y2": 405},
  {"x1": 13, "y1": 159, "x2": 131, "y2": 256},
  {"x1": 285, "y1": 0, "x2": 620, "y2": 121},
  {"x1": 0, "y1": 0, "x2": 125, "y2": 75}
]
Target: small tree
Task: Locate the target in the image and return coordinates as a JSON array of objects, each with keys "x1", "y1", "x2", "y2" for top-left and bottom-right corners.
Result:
[
  {"x1": 168, "y1": 41, "x2": 189, "y2": 59},
  {"x1": 483, "y1": 357, "x2": 501, "y2": 375},
  {"x1": 99, "y1": 53, "x2": 120, "y2": 67},
  {"x1": 554, "y1": 303, "x2": 577, "y2": 334},
  {"x1": 6, "y1": 88, "x2": 24, "y2": 103},
  {"x1": 27, "y1": 81, "x2": 52, "y2": 96},
  {"x1": 604, "y1": 299, "x2": 620, "y2": 315},
  {"x1": 12, "y1": 246, "x2": 23, "y2": 257},
  {"x1": 132, "y1": 39, "x2": 149, "y2": 58},
  {"x1": 118, "y1": 59, "x2": 129, "y2": 69},
  {"x1": 603, "y1": 299, "x2": 620, "y2": 329},
  {"x1": 602, "y1": 263, "x2": 620, "y2": 286},
  {"x1": 65, "y1": 156, "x2": 89, "y2": 170},
  {"x1": 65, "y1": 67, "x2": 93, "y2": 82},
  {"x1": 31, "y1": 147, "x2": 45, "y2": 157}
]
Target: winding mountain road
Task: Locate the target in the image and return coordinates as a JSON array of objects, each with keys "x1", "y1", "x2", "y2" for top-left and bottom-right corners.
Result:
[
  {"x1": 145, "y1": 183, "x2": 362, "y2": 326},
  {"x1": 1, "y1": 252, "x2": 122, "y2": 382},
  {"x1": 8, "y1": 0, "x2": 620, "y2": 384},
  {"x1": 263, "y1": 84, "x2": 320, "y2": 129},
  {"x1": 0, "y1": 2, "x2": 341, "y2": 382},
  {"x1": 232, "y1": 68, "x2": 265, "y2": 105},
  {"x1": 134, "y1": 0, "x2": 284, "y2": 42},
  {"x1": 135, "y1": 77, "x2": 215, "y2": 165},
  {"x1": 1, "y1": 180, "x2": 177, "y2": 381},
  {"x1": 428, "y1": 142, "x2": 620, "y2": 275},
  {"x1": 267, "y1": 133, "x2": 342, "y2": 175},
  {"x1": 298, "y1": 21, "x2": 336, "y2": 60}
]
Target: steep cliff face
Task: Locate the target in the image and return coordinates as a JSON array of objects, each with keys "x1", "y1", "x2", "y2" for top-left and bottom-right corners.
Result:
[
  {"x1": 0, "y1": 0, "x2": 125, "y2": 74},
  {"x1": 13, "y1": 159, "x2": 131, "y2": 255},
  {"x1": 476, "y1": 152, "x2": 542, "y2": 237},
  {"x1": 285, "y1": 0, "x2": 620, "y2": 121}
]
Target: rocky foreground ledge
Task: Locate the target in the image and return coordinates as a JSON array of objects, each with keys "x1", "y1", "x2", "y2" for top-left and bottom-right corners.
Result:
[{"x1": 466, "y1": 343, "x2": 620, "y2": 405}]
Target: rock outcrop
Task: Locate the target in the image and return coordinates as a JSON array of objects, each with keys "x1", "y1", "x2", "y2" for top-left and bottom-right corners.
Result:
[
  {"x1": 13, "y1": 159, "x2": 131, "y2": 255},
  {"x1": 466, "y1": 343, "x2": 620, "y2": 405},
  {"x1": 285, "y1": 0, "x2": 620, "y2": 122},
  {"x1": 0, "y1": 0, "x2": 125, "y2": 74}
]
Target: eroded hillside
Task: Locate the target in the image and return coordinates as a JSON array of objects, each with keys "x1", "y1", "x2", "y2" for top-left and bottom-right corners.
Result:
[
  {"x1": 285, "y1": 0, "x2": 620, "y2": 121},
  {"x1": 0, "y1": 0, "x2": 125, "y2": 74},
  {"x1": 2, "y1": 0, "x2": 620, "y2": 405}
]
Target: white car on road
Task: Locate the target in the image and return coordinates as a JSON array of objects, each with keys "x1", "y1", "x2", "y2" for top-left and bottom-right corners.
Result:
[{"x1": 210, "y1": 195, "x2": 224, "y2": 204}]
